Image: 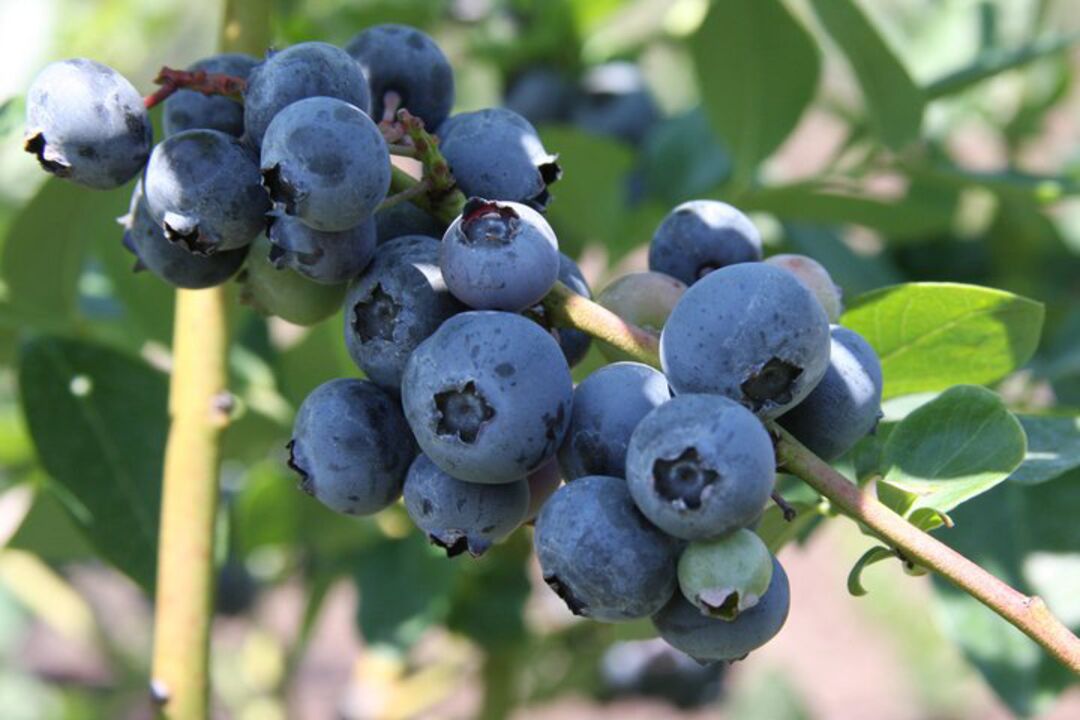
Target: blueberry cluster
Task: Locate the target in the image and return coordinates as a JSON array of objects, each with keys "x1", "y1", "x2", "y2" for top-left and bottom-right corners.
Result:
[{"x1": 25, "y1": 25, "x2": 884, "y2": 666}]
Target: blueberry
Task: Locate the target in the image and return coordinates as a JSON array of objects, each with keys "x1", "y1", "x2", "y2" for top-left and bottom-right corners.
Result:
[
  {"x1": 260, "y1": 96, "x2": 390, "y2": 232},
  {"x1": 600, "y1": 639, "x2": 724, "y2": 708},
  {"x1": 375, "y1": 201, "x2": 445, "y2": 245},
  {"x1": 144, "y1": 129, "x2": 270, "y2": 254},
  {"x1": 648, "y1": 201, "x2": 763, "y2": 285},
  {"x1": 401, "y1": 311, "x2": 573, "y2": 484},
  {"x1": 764, "y1": 253, "x2": 844, "y2": 322},
  {"x1": 534, "y1": 475, "x2": 678, "y2": 622},
  {"x1": 438, "y1": 108, "x2": 561, "y2": 210},
  {"x1": 403, "y1": 453, "x2": 528, "y2": 558},
  {"x1": 558, "y1": 362, "x2": 671, "y2": 481},
  {"x1": 660, "y1": 263, "x2": 831, "y2": 418},
  {"x1": 778, "y1": 326, "x2": 883, "y2": 461},
  {"x1": 239, "y1": 234, "x2": 346, "y2": 326},
  {"x1": 596, "y1": 271, "x2": 686, "y2": 363},
  {"x1": 626, "y1": 394, "x2": 774, "y2": 541},
  {"x1": 24, "y1": 59, "x2": 152, "y2": 189},
  {"x1": 524, "y1": 458, "x2": 562, "y2": 521},
  {"x1": 267, "y1": 212, "x2": 376, "y2": 285},
  {"x1": 546, "y1": 253, "x2": 593, "y2": 367},
  {"x1": 242, "y1": 41, "x2": 371, "y2": 149},
  {"x1": 572, "y1": 62, "x2": 659, "y2": 146},
  {"x1": 345, "y1": 24, "x2": 454, "y2": 129},
  {"x1": 652, "y1": 557, "x2": 790, "y2": 663},
  {"x1": 504, "y1": 67, "x2": 576, "y2": 125},
  {"x1": 677, "y1": 529, "x2": 773, "y2": 620},
  {"x1": 344, "y1": 235, "x2": 465, "y2": 390},
  {"x1": 287, "y1": 378, "x2": 416, "y2": 515},
  {"x1": 163, "y1": 53, "x2": 257, "y2": 137},
  {"x1": 120, "y1": 180, "x2": 247, "y2": 288},
  {"x1": 440, "y1": 198, "x2": 560, "y2": 311}
]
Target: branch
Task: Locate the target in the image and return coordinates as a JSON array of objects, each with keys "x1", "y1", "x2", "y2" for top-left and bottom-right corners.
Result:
[
  {"x1": 144, "y1": 66, "x2": 246, "y2": 109},
  {"x1": 539, "y1": 284, "x2": 1080, "y2": 676}
]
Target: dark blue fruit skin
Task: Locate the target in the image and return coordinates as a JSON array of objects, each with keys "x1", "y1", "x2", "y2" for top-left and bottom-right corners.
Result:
[
  {"x1": 401, "y1": 311, "x2": 573, "y2": 484},
  {"x1": 438, "y1": 108, "x2": 561, "y2": 211},
  {"x1": 375, "y1": 201, "x2": 445, "y2": 245},
  {"x1": 440, "y1": 198, "x2": 560, "y2": 311},
  {"x1": 344, "y1": 235, "x2": 466, "y2": 390},
  {"x1": 601, "y1": 639, "x2": 724, "y2": 708},
  {"x1": 345, "y1": 23, "x2": 454, "y2": 129},
  {"x1": 778, "y1": 326, "x2": 884, "y2": 461},
  {"x1": 652, "y1": 557, "x2": 790, "y2": 662},
  {"x1": 550, "y1": 253, "x2": 592, "y2": 367},
  {"x1": 534, "y1": 475, "x2": 678, "y2": 622},
  {"x1": 260, "y1": 96, "x2": 390, "y2": 232},
  {"x1": 660, "y1": 263, "x2": 831, "y2": 419},
  {"x1": 121, "y1": 180, "x2": 248, "y2": 289},
  {"x1": 403, "y1": 453, "x2": 529, "y2": 558},
  {"x1": 267, "y1": 212, "x2": 376, "y2": 285},
  {"x1": 242, "y1": 42, "x2": 372, "y2": 149},
  {"x1": 163, "y1": 54, "x2": 258, "y2": 137},
  {"x1": 24, "y1": 59, "x2": 152, "y2": 189},
  {"x1": 558, "y1": 362, "x2": 671, "y2": 481},
  {"x1": 288, "y1": 379, "x2": 417, "y2": 515},
  {"x1": 144, "y1": 129, "x2": 270, "y2": 254},
  {"x1": 648, "y1": 200, "x2": 762, "y2": 286},
  {"x1": 572, "y1": 62, "x2": 659, "y2": 146},
  {"x1": 626, "y1": 394, "x2": 774, "y2": 541},
  {"x1": 504, "y1": 67, "x2": 576, "y2": 126}
]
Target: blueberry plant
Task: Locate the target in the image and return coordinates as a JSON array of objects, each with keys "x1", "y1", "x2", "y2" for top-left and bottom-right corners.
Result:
[{"x1": 7, "y1": 0, "x2": 1080, "y2": 718}]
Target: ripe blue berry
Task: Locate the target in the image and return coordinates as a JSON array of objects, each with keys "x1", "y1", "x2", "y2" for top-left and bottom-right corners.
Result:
[
  {"x1": 572, "y1": 62, "x2": 659, "y2": 146},
  {"x1": 648, "y1": 201, "x2": 762, "y2": 285},
  {"x1": 345, "y1": 24, "x2": 454, "y2": 129},
  {"x1": 403, "y1": 453, "x2": 528, "y2": 558},
  {"x1": 239, "y1": 235, "x2": 346, "y2": 326},
  {"x1": 267, "y1": 212, "x2": 377, "y2": 285},
  {"x1": 558, "y1": 362, "x2": 671, "y2": 481},
  {"x1": 260, "y1": 96, "x2": 390, "y2": 232},
  {"x1": 660, "y1": 263, "x2": 831, "y2": 418},
  {"x1": 24, "y1": 59, "x2": 152, "y2": 189},
  {"x1": 626, "y1": 394, "x2": 774, "y2": 541},
  {"x1": 401, "y1": 311, "x2": 573, "y2": 484},
  {"x1": 242, "y1": 42, "x2": 371, "y2": 148},
  {"x1": 163, "y1": 54, "x2": 257, "y2": 137},
  {"x1": 440, "y1": 199, "x2": 560, "y2": 311},
  {"x1": 535, "y1": 475, "x2": 678, "y2": 622},
  {"x1": 778, "y1": 326, "x2": 883, "y2": 461},
  {"x1": 287, "y1": 379, "x2": 416, "y2": 515},
  {"x1": 345, "y1": 235, "x2": 465, "y2": 390},
  {"x1": 144, "y1": 129, "x2": 270, "y2": 254}
]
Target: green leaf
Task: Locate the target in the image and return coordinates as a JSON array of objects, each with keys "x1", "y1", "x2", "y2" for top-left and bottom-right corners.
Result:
[
  {"x1": 6, "y1": 482, "x2": 95, "y2": 563},
  {"x1": 1008, "y1": 415, "x2": 1080, "y2": 486},
  {"x1": 808, "y1": 0, "x2": 924, "y2": 148},
  {"x1": 925, "y1": 33, "x2": 1080, "y2": 100},
  {"x1": 689, "y1": 0, "x2": 820, "y2": 185},
  {"x1": 841, "y1": 283, "x2": 1044, "y2": 399},
  {"x1": 17, "y1": 336, "x2": 165, "y2": 589},
  {"x1": 639, "y1": 108, "x2": 730, "y2": 204},
  {"x1": 847, "y1": 546, "x2": 894, "y2": 597},
  {"x1": 446, "y1": 533, "x2": 532, "y2": 650},
  {"x1": 879, "y1": 386, "x2": 1026, "y2": 517},
  {"x1": 756, "y1": 500, "x2": 823, "y2": 554}
]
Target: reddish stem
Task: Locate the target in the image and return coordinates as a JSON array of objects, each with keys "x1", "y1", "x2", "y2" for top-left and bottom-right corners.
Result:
[{"x1": 143, "y1": 66, "x2": 247, "y2": 109}]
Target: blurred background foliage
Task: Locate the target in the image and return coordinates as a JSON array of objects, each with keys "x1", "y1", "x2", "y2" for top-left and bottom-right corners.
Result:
[{"x1": 2, "y1": 0, "x2": 1080, "y2": 717}]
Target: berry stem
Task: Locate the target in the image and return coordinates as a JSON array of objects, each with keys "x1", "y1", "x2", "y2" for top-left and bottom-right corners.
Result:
[
  {"x1": 143, "y1": 66, "x2": 247, "y2": 109},
  {"x1": 542, "y1": 284, "x2": 1080, "y2": 675},
  {"x1": 376, "y1": 178, "x2": 431, "y2": 213}
]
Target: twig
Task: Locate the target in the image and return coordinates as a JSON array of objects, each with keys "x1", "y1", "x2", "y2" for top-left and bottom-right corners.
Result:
[{"x1": 143, "y1": 66, "x2": 247, "y2": 109}]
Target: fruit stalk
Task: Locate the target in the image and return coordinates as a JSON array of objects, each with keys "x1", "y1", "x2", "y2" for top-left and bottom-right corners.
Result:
[{"x1": 541, "y1": 281, "x2": 661, "y2": 367}]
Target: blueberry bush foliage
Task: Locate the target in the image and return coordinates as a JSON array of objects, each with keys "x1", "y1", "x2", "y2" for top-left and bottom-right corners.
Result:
[{"x1": 2, "y1": 0, "x2": 1080, "y2": 718}]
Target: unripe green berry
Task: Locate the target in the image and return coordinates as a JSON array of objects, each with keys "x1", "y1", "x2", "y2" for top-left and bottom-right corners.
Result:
[
  {"x1": 239, "y1": 234, "x2": 346, "y2": 326},
  {"x1": 764, "y1": 253, "x2": 843, "y2": 322},
  {"x1": 677, "y1": 529, "x2": 773, "y2": 620},
  {"x1": 596, "y1": 271, "x2": 686, "y2": 362}
]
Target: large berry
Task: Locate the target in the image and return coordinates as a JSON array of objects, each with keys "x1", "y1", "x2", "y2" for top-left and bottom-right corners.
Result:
[
  {"x1": 287, "y1": 379, "x2": 416, "y2": 515},
  {"x1": 572, "y1": 62, "x2": 659, "y2": 146},
  {"x1": 677, "y1": 529, "x2": 773, "y2": 620},
  {"x1": 144, "y1": 129, "x2": 269, "y2": 254},
  {"x1": 626, "y1": 394, "x2": 774, "y2": 540},
  {"x1": 440, "y1": 199, "x2": 560, "y2": 311},
  {"x1": 267, "y1": 212, "x2": 376, "y2": 285},
  {"x1": 558, "y1": 362, "x2": 671, "y2": 481},
  {"x1": 345, "y1": 235, "x2": 465, "y2": 390},
  {"x1": 660, "y1": 263, "x2": 831, "y2": 418},
  {"x1": 345, "y1": 24, "x2": 454, "y2": 129},
  {"x1": 163, "y1": 53, "x2": 258, "y2": 137},
  {"x1": 260, "y1": 96, "x2": 390, "y2": 232},
  {"x1": 121, "y1": 180, "x2": 247, "y2": 289},
  {"x1": 648, "y1": 201, "x2": 762, "y2": 285},
  {"x1": 535, "y1": 475, "x2": 678, "y2": 622},
  {"x1": 764, "y1": 254, "x2": 844, "y2": 322},
  {"x1": 242, "y1": 42, "x2": 371, "y2": 148},
  {"x1": 375, "y1": 201, "x2": 445, "y2": 245},
  {"x1": 24, "y1": 59, "x2": 152, "y2": 189},
  {"x1": 403, "y1": 453, "x2": 528, "y2": 558},
  {"x1": 653, "y1": 557, "x2": 790, "y2": 663},
  {"x1": 596, "y1": 271, "x2": 686, "y2": 363},
  {"x1": 778, "y1": 326, "x2": 883, "y2": 461},
  {"x1": 401, "y1": 311, "x2": 573, "y2": 484},
  {"x1": 239, "y1": 234, "x2": 346, "y2": 326},
  {"x1": 438, "y1": 108, "x2": 561, "y2": 210}
]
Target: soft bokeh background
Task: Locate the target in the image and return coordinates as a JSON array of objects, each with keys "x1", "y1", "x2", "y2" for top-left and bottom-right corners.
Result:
[{"x1": 2, "y1": 0, "x2": 1080, "y2": 718}]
